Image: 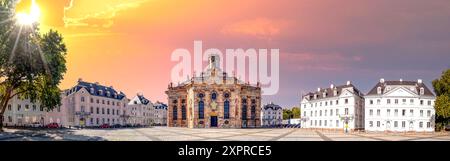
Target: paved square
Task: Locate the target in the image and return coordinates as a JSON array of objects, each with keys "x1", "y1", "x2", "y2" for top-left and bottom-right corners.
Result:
[{"x1": 1, "y1": 127, "x2": 449, "y2": 141}]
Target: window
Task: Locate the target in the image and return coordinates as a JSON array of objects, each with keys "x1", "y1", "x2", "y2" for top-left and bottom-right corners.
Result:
[
  {"x1": 242, "y1": 105, "x2": 247, "y2": 120},
  {"x1": 387, "y1": 109, "x2": 391, "y2": 116},
  {"x1": 25, "y1": 104, "x2": 29, "y2": 111},
  {"x1": 211, "y1": 93, "x2": 217, "y2": 100},
  {"x1": 40, "y1": 105, "x2": 44, "y2": 111},
  {"x1": 81, "y1": 106, "x2": 85, "y2": 112},
  {"x1": 377, "y1": 99, "x2": 381, "y2": 104},
  {"x1": 96, "y1": 118, "x2": 99, "y2": 124},
  {"x1": 377, "y1": 87, "x2": 382, "y2": 94},
  {"x1": 410, "y1": 109, "x2": 414, "y2": 117},
  {"x1": 427, "y1": 122, "x2": 431, "y2": 128},
  {"x1": 319, "y1": 120, "x2": 322, "y2": 126},
  {"x1": 387, "y1": 99, "x2": 391, "y2": 104},
  {"x1": 420, "y1": 87, "x2": 424, "y2": 95},
  {"x1": 90, "y1": 107, "x2": 93, "y2": 113},
  {"x1": 402, "y1": 121, "x2": 406, "y2": 128},
  {"x1": 320, "y1": 110, "x2": 322, "y2": 116},
  {"x1": 377, "y1": 121, "x2": 380, "y2": 127},
  {"x1": 330, "y1": 101, "x2": 333, "y2": 106},
  {"x1": 324, "y1": 120, "x2": 327, "y2": 126},
  {"x1": 428, "y1": 101, "x2": 431, "y2": 106},
  {"x1": 96, "y1": 108, "x2": 99, "y2": 114},
  {"x1": 330, "y1": 109, "x2": 333, "y2": 116},
  {"x1": 224, "y1": 100, "x2": 230, "y2": 119},
  {"x1": 90, "y1": 98, "x2": 94, "y2": 103},
  {"x1": 369, "y1": 109, "x2": 373, "y2": 116},
  {"x1": 7, "y1": 104, "x2": 11, "y2": 111},
  {"x1": 336, "y1": 100, "x2": 339, "y2": 105},
  {"x1": 17, "y1": 105, "x2": 21, "y2": 111},
  {"x1": 394, "y1": 121, "x2": 398, "y2": 128},
  {"x1": 420, "y1": 110, "x2": 423, "y2": 117},
  {"x1": 369, "y1": 121, "x2": 373, "y2": 127},
  {"x1": 377, "y1": 109, "x2": 380, "y2": 116},
  {"x1": 325, "y1": 110, "x2": 327, "y2": 116},
  {"x1": 90, "y1": 118, "x2": 93, "y2": 125},
  {"x1": 325, "y1": 102, "x2": 327, "y2": 106},
  {"x1": 96, "y1": 99, "x2": 99, "y2": 104},
  {"x1": 102, "y1": 108, "x2": 105, "y2": 114},
  {"x1": 112, "y1": 110, "x2": 115, "y2": 115},
  {"x1": 345, "y1": 108, "x2": 349, "y2": 115},
  {"x1": 181, "y1": 105, "x2": 186, "y2": 120},
  {"x1": 427, "y1": 110, "x2": 431, "y2": 117},
  {"x1": 395, "y1": 109, "x2": 398, "y2": 116},
  {"x1": 402, "y1": 99, "x2": 406, "y2": 104},
  {"x1": 32, "y1": 105, "x2": 36, "y2": 111},
  {"x1": 251, "y1": 105, "x2": 256, "y2": 120},
  {"x1": 81, "y1": 97, "x2": 85, "y2": 102},
  {"x1": 370, "y1": 100, "x2": 373, "y2": 105},
  {"x1": 336, "y1": 120, "x2": 339, "y2": 127},
  {"x1": 199, "y1": 101, "x2": 204, "y2": 119},
  {"x1": 107, "y1": 109, "x2": 110, "y2": 115},
  {"x1": 314, "y1": 111, "x2": 317, "y2": 117},
  {"x1": 419, "y1": 122, "x2": 423, "y2": 128},
  {"x1": 395, "y1": 99, "x2": 398, "y2": 104},
  {"x1": 345, "y1": 99, "x2": 348, "y2": 104},
  {"x1": 420, "y1": 100, "x2": 424, "y2": 105},
  {"x1": 410, "y1": 99, "x2": 414, "y2": 104},
  {"x1": 402, "y1": 109, "x2": 406, "y2": 116},
  {"x1": 173, "y1": 106, "x2": 178, "y2": 120},
  {"x1": 336, "y1": 109, "x2": 339, "y2": 116}
]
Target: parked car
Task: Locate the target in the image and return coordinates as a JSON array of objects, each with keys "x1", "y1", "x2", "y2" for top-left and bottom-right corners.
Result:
[
  {"x1": 46, "y1": 123, "x2": 59, "y2": 128},
  {"x1": 111, "y1": 124, "x2": 122, "y2": 128},
  {"x1": 99, "y1": 124, "x2": 110, "y2": 128},
  {"x1": 445, "y1": 125, "x2": 450, "y2": 131},
  {"x1": 30, "y1": 122, "x2": 41, "y2": 128}
]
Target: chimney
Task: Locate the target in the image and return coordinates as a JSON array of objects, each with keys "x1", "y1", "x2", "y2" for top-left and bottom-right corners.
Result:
[
  {"x1": 346, "y1": 81, "x2": 351, "y2": 85},
  {"x1": 380, "y1": 78, "x2": 385, "y2": 83},
  {"x1": 418, "y1": 79, "x2": 423, "y2": 84}
]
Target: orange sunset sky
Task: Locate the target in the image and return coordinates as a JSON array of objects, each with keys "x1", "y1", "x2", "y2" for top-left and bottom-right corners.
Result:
[{"x1": 14, "y1": 0, "x2": 450, "y2": 107}]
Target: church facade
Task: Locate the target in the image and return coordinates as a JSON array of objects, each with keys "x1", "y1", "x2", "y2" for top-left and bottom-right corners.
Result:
[{"x1": 165, "y1": 55, "x2": 261, "y2": 128}]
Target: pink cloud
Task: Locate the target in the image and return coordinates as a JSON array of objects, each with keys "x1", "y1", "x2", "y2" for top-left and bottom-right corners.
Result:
[
  {"x1": 281, "y1": 52, "x2": 364, "y2": 72},
  {"x1": 221, "y1": 18, "x2": 291, "y2": 40}
]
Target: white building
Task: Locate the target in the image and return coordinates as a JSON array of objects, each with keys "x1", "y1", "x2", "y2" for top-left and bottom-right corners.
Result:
[
  {"x1": 2, "y1": 95, "x2": 46, "y2": 127},
  {"x1": 126, "y1": 94, "x2": 154, "y2": 126},
  {"x1": 261, "y1": 102, "x2": 283, "y2": 126},
  {"x1": 47, "y1": 79, "x2": 129, "y2": 127},
  {"x1": 364, "y1": 79, "x2": 435, "y2": 132},
  {"x1": 300, "y1": 81, "x2": 365, "y2": 131},
  {"x1": 153, "y1": 101, "x2": 167, "y2": 126}
]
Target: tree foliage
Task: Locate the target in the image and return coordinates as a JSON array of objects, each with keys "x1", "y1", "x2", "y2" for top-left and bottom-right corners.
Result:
[
  {"x1": 0, "y1": 0, "x2": 67, "y2": 130},
  {"x1": 432, "y1": 69, "x2": 450, "y2": 130}
]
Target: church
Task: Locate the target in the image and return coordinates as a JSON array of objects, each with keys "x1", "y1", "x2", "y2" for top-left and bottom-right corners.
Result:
[{"x1": 166, "y1": 55, "x2": 261, "y2": 128}]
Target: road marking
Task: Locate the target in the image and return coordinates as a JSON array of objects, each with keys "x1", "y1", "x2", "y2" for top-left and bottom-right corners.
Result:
[{"x1": 315, "y1": 131, "x2": 332, "y2": 141}]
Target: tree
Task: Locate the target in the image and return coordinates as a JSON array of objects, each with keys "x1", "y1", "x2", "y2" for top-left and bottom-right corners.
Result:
[
  {"x1": 282, "y1": 109, "x2": 292, "y2": 120},
  {"x1": 291, "y1": 107, "x2": 301, "y2": 118},
  {"x1": 432, "y1": 69, "x2": 450, "y2": 131},
  {"x1": 0, "y1": 0, "x2": 67, "y2": 131}
]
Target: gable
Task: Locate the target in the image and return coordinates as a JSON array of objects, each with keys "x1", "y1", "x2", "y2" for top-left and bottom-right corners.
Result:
[{"x1": 384, "y1": 87, "x2": 418, "y2": 97}]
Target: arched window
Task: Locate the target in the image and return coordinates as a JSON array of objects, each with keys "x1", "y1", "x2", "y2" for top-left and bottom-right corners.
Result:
[
  {"x1": 181, "y1": 105, "x2": 186, "y2": 120},
  {"x1": 172, "y1": 106, "x2": 177, "y2": 120},
  {"x1": 199, "y1": 101, "x2": 204, "y2": 119},
  {"x1": 224, "y1": 100, "x2": 230, "y2": 119},
  {"x1": 242, "y1": 99, "x2": 247, "y2": 120},
  {"x1": 211, "y1": 92, "x2": 217, "y2": 100}
]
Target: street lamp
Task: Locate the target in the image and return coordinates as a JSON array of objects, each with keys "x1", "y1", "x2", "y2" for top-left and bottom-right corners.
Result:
[{"x1": 339, "y1": 114, "x2": 354, "y2": 134}]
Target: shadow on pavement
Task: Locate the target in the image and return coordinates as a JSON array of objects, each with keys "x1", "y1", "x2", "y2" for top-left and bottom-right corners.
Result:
[{"x1": 0, "y1": 128, "x2": 106, "y2": 141}]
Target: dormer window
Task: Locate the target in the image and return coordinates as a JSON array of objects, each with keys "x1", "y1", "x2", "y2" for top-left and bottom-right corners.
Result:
[
  {"x1": 98, "y1": 90, "x2": 103, "y2": 96},
  {"x1": 107, "y1": 91, "x2": 111, "y2": 97},
  {"x1": 420, "y1": 87, "x2": 424, "y2": 95},
  {"x1": 323, "y1": 92, "x2": 326, "y2": 98},
  {"x1": 333, "y1": 90, "x2": 337, "y2": 96},
  {"x1": 377, "y1": 87, "x2": 382, "y2": 94},
  {"x1": 90, "y1": 88, "x2": 94, "y2": 94}
]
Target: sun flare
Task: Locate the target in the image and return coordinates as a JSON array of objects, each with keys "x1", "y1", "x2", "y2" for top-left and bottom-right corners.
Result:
[{"x1": 16, "y1": 0, "x2": 41, "y2": 25}]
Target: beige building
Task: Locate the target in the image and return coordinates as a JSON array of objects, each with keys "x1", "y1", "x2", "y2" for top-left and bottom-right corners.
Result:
[
  {"x1": 166, "y1": 55, "x2": 262, "y2": 128},
  {"x1": 126, "y1": 94, "x2": 154, "y2": 126}
]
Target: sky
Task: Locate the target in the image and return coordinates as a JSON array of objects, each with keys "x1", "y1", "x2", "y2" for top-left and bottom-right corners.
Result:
[{"x1": 14, "y1": 0, "x2": 450, "y2": 108}]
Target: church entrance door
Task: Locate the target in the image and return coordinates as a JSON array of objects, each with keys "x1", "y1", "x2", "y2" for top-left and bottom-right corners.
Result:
[{"x1": 210, "y1": 116, "x2": 218, "y2": 127}]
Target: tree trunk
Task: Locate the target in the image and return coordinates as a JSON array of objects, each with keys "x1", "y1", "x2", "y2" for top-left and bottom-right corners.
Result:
[{"x1": 0, "y1": 87, "x2": 13, "y2": 132}]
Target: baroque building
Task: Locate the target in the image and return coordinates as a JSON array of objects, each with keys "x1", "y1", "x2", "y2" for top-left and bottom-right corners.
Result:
[
  {"x1": 166, "y1": 55, "x2": 261, "y2": 128},
  {"x1": 300, "y1": 81, "x2": 365, "y2": 131},
  {"x1": 364, "y1": 79, "x2": 435, "y2": 132}
]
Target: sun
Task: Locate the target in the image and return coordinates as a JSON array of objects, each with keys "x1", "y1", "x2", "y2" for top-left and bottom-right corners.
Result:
[{"x1": 16, "y1": 0, "x2": 41, "y2": 25}]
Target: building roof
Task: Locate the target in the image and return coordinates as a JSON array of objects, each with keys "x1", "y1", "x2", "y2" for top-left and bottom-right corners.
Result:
[
  {"x1": 154, "y1": 101, "x2": 168, "y2": 110},
  {"x1": 66, "y1": 79, "x2": 126, "y2": 100},
  {"x1": 366, "y1": 79, "x2": 434, "y2": 96},
  {"x1": 302, "y1": 82, "x2": 363, "y2": 101},
  {"x1": 263, "y1": 103, "x2": 282, "y2": 110}
]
